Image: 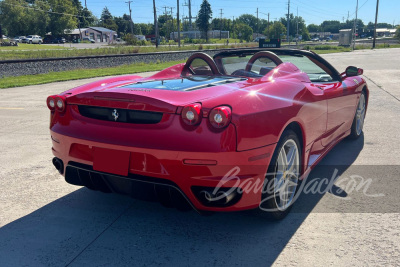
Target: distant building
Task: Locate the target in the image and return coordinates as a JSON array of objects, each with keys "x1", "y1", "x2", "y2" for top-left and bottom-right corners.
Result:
[
  {"x1": 376, "y1": 28, "x2": 396, "y2": 37},
  {"x1": 65, "y1": 27, "x2": 117, "y2": 42}
]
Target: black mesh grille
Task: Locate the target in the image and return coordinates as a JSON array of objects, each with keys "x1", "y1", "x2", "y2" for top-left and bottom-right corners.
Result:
[{"x1": 78, "y1": 105, "x2": 163, "y2": 124}]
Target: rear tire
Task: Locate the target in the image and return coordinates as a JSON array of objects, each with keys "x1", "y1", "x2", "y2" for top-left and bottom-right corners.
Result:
[
  {"x1": 349, "y1": 91, "x2": 366, "y2": 139},
  {"x1": 255, "y1": 130, "x2": 302, "y2": 220}
]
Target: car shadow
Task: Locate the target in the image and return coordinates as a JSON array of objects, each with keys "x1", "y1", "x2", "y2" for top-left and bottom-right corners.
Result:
[{"x1": 0, "y1": 135, "x2": 364, "y2": 266}]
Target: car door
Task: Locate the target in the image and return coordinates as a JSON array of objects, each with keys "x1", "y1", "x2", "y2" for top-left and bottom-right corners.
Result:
[{"x1": 320, "y1": 79, "x2": 359, "y2": 147}]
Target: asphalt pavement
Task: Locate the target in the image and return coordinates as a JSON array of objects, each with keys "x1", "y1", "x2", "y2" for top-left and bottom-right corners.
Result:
[{"x1": 0, "y1": 49, "x2": 399, "y2": 266}]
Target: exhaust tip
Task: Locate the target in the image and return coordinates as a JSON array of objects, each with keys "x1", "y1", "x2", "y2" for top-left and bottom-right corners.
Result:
[
  {"x1": 192, "y1": 186, "x2": 242, "y2": 207},
  {"x1": 52, "y1": 157, "x2": 64, "y2": 175}
]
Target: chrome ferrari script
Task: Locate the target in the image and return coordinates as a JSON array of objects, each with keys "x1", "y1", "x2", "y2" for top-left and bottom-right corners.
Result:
[{"x1": 112, "y1": 109, "x2": 119, "y2": 121}]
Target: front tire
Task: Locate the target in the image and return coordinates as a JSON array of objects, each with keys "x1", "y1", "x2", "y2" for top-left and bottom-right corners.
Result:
[
  {"x1": 349, "y1": 91, "x2": 366, "y2": 139},
  {"x1": 256, "y1": 130, "x2": 302, "y2": 220}
]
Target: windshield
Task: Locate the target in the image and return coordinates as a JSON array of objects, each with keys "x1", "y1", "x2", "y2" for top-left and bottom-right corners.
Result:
[
  {"x1": 279, "y1": 55, "x2": 334, "y2": 82},
  {"x1": 216, "y1": 51, "x2": 335, "y2": 82}
]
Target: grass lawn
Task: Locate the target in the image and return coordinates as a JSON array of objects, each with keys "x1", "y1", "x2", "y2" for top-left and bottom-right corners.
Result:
[
  {"x1": 0, "y1": 43, "x2": 70, "y2": 51},
  {"x1": 0, "y1": 60, "x2": 185, "y2": 89},
  {"x1": 0, "y1": 43, "x2": 257, "y2": 60}
]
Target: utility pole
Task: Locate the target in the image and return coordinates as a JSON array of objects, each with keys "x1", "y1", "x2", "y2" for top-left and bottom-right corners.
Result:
[
  {"x1": 177, "y1": 0, "x2": 181, "y2": 47},
  {"x1": 188, "y1": 0, "x2": 192, "y2": 29},
  {"x1": 219, "y1": 9, "x2": 223, "y2": 39},
  {"x1": 85, "y1": 0, "x2": 87, "y2": 8},
  {"x1": 125, "y1": 1, "x2": 134, "y2": 35},
  {"x1": 256, "y1": 8, "x2": 259, "y2": 35},
  {"x1": 170, "y1": 7, "x2": 175, "y2": 41},
  {"x1": 162, "y1": 6, "x2": 168, "y2": 16},
  {"x1": 267, "y1": 13, "x2": 270, "y2": 39},
  {"x1": 153, "y1": 0, "x2": 159, "y2": 48},
  {"x1": 352, "y1": 0, "x2": 359, "y2": 50},
  {"x1": 296, "y1": 7, "x2": 299, "y2": 45},
  {"x1": 287, "y1": 0, "x2": 290, "y2": 44},
  {"x1": 372, "y1": 0, "x2": 379, "y2": 48}
]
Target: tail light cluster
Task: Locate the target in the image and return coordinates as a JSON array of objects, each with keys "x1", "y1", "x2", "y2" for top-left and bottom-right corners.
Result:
[
  {"x1": 181, "y1": 103, "x2": 232, "y2": 129},
  {"x1": 181, "y1": 103, "x2": 202, "y2": 125},
  {"x1": 47, "y1": 95, "x2": 66, "y2": 113}
]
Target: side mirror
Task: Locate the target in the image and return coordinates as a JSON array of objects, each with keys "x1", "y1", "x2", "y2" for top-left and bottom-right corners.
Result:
[{"x1": 345, "y1": 66, "x2": 363, "y2": 77}]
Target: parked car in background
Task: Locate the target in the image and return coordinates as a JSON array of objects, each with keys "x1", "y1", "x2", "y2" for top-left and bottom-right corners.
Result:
[
  {"x1": 13, "y1": 36, "x2": 26, "y2": 42},
  {"x1": 1, "y1": 35, "x2": 8, "y2": 40},
  {"x1": 311, "y1": 37, "x2": 320, "y2": 42},
  {"x1": 253, "y1": 37, "x2": 266, "y2": 42},
  {"x1": 82, "y1": 37, "x2": 95, "y2": 43},
  {"x1": 43, "y1": 37, "x2": 53, "y2": 44},
  {"x1": 21, "y1": 36, "x2": 29, "y2": 43},
  {"x1": 22, "y1": 35, "x2": 42, "y2": 44},
  {"x1": 22, "y1": 35, "x2": 32, "y2": 43},
  {"x1": 53, "y1": 37, "x2": 66, "y2": 43}
]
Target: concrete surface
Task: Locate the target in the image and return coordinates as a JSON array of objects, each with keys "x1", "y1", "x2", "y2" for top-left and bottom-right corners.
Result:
[{"x1": 0, "y1": 49, "x2": 399, "y2": 266}]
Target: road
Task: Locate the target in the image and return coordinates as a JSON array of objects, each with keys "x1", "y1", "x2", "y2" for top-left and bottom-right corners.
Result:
[{"x1": 0, "y1": 49, "x2": 399, "y2": 266}]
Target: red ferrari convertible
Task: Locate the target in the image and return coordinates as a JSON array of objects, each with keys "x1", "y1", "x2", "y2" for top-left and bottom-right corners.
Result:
[{"x1": 47, "y1": 49, "x2": 368, "y2": 219}]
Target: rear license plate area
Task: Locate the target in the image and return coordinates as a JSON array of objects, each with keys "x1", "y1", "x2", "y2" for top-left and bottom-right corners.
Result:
[{"x1": 93, "y1": 147, "x2": 130, "y2": 176}]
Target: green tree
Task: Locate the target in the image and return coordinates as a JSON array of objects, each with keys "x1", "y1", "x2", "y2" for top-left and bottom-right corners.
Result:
[
  {"x1": 0, "y1": 0, "x2": 50, "y2": 36},
  {"x1": 137, "y1": 23, "x2": 154, "y2": 36},
  {"x1": 157, "y1": 14, "x2": 173, "y2": 37},
  {"x1": 114, "y1": 14, "x2": 131, "y2": 36},
  {"x1": 234, "y1": 23, "x2": 253, "y2": 42},
  {"x1": 100, "y1": 7, "x2": 118, "y2": 31},
  {"x1": 79, "y1": 8, "x2": 96, "y2": 27},
  {"x1": 237, "y1": 14, "x2": 258, "y2": 33},
  {"x1": 161, "y1": 19, "x2": 182, "y2": 40},
  {"x1": 280, "y1": 14, "x2": 307, "y2": 40},
  {"x1": 47, "y1": 0, "x2": 78, "y2": 36},
  {"x1": 340, "y1": 19, "x2": 365, "y2": 31},
  {"x1": 396, "y1": 26, "x2": 400, "y2": 41},
  {"x1": 320, "y1": 20, "x2": 341, "y2": 33},
  {"x1": 196, "y1": 0, "x2": 212, "y2": 41},
  {"x1": 263, "y1": 21, "x2": 286, "y2": 39},
  {"x1": 211, "y1": 18, "x2": 233, "y2": 33},
  {"x1": 307, "y1": 24, "x2": 321, "y2": 33}
]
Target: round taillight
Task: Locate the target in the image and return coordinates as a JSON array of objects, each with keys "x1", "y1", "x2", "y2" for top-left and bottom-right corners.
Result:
[
  {"x1": 181, "y1": 103, "x2": 202, "y2": 125},
  {"x1": 46, "y1": 96, "x2": 56, "y2": 111},
  {"x1": 209, "y1": 106, "x2": 232, "y2": 128},
  {"x1": 54, "y1": 95, "x2": 66, "y2": 113}
]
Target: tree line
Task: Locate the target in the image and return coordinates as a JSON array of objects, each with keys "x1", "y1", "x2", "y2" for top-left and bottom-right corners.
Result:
[{"x1": 307, "y1": 20, "x2": 396, "y2": 36}]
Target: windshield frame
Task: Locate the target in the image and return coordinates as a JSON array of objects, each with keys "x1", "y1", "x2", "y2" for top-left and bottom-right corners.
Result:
[{"x1": 213, "y1": 48, "x2": 341, "y2": 82}]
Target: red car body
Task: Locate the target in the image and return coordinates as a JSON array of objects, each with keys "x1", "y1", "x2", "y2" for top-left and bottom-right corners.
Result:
[{"x1": 47, "y1": 49, "x2": 368, "y2": 214}]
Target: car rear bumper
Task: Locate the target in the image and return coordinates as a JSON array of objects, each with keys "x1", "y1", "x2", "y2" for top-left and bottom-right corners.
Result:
[{"x1": 51, "y1": 130, "x2": 276, "y2": 212}]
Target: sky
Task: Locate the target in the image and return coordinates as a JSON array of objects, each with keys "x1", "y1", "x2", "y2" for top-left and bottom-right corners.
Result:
[{"x1": 82, "y1": 0, "x2": 400, "y2": 27}]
